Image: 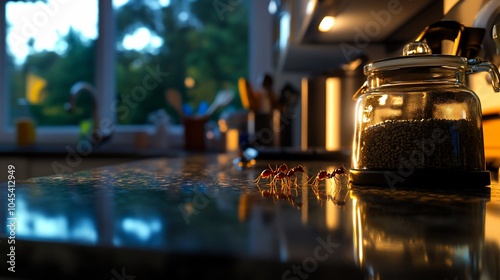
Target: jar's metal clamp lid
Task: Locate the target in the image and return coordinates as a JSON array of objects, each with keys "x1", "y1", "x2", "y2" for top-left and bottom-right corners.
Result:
[{"x1": 352, "y1": 41, "x2": 500, "y2": 100}]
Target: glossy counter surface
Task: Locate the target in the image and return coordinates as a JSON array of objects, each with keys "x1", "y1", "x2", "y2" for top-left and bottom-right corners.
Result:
[{"x1": 0, "y1": 154, "x2": 499, "y2": 279}]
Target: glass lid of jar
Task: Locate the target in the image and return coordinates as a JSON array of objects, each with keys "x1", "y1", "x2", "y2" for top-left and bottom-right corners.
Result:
[
  {"x1": 353, "y1": 41, "x2": 500, "y2": 100},
  {"x1": 364, "y1": 41, "x2": 468, "y2": 74}
]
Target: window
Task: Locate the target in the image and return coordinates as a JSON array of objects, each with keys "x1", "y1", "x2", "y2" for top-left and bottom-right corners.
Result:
[
  {"x1": 1, "y1": 0, "x2": 250, "y2": 144},
  {"x1": 113, "y1": 0, "x2": 249, "y2": 125},
  {"x1": 5, "y1": 0, "x2": 98, "y2": 127}
]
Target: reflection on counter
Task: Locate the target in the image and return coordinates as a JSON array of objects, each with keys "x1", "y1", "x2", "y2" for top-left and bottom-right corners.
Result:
[
  {"x1": 11, "y1": 177, "x2": 168, "y2": 249},
  {"x1": 1, "y1": 156, "x2": 499, "y2": 279},
  {"x1": 351, "y1": 186, "x2": 497, "y2": 280},
  {"x1": 15, "y1": 197, "x2": 98, "y2": 244}
]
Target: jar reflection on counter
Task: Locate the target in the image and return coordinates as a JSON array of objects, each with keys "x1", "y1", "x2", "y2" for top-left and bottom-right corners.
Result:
[{"x1": 351, "y1": 188, "x2": 487, "y2": 279}]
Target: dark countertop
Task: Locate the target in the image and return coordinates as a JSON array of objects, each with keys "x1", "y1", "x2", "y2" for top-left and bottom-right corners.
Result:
[
  {"x1": 0, "y1": 154, "x2": 499, "y2": 280},
  {"x1": 0, "y1": 144, "x2": 179, "y2": 159}
]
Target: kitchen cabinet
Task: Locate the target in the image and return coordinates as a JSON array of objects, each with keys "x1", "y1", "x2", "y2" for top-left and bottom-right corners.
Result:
[
  {"x1": 1, "y1": 153, "x2": 498, "y2": 279},
  {"x1": 275, "y1": 0, "x2": 444, "y2": 74}
]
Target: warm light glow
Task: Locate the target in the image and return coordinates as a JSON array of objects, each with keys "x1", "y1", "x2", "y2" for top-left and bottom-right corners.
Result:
[
  {"x1": 272, "y1": 109, "x2": 280, "y2": 147},
  {"x1": 485, "y1": 202, "x2": 500, "y2": 249},
  {"x1": 356, "y1": 200, "x2": 364, "y2": 266},
  {"x1": 218, "y1": 119, "x2": 228, "y2": 133},
  {"x1": 326, "y1": 77, "x2": 341, "y2": 151},
  {"x1": 301, "y1": 78, "x2": 309, "y2": 150},
  {"x1": 226, "y1": 129, "x2": 239, "y2": 152},
  {"x1": 184, "y1": 77, "x2": 195, "y2": 88},
  {"x1": 326, "y1": 165, "x2": 338, "y2": 229},
  {"x1": 301, "y1": 175, "x2": 309, "y2": 224},
  {"x1": 378, "y1": 94, "x2": 388, "y2": 106},
  {"x1": 318, "y1": 16, "x2": 335, "y2": 32},
  {"x1": 443, "y1": 0, "x2": 459, "y2": 15},
  {"x1": 351, "y1": 198, "x2": 361, "y2": 265},
  {"x1": 342, "y1": 57, "x2": 363, "y2": 71},
  {"x1": 433, "y1": 103, "x2": 466, "y2": 119}
]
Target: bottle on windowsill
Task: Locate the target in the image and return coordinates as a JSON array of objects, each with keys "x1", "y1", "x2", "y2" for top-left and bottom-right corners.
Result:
[
  {"x1": 150, "y1": 109, "x2": 171, "y2": 150},
  {"x1": 16, "y1": 98, "x2": 36, "y2": 147}
]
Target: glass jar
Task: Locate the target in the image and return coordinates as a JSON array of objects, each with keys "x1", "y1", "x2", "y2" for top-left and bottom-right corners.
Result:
[{"x1": 350, "y1": 42, "x2": 500, "y2": 188}]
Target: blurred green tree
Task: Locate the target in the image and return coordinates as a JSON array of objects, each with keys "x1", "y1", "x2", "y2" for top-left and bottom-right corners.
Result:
[{"x1": 10, "y1": 0, "x2": 248, "y2": 126}]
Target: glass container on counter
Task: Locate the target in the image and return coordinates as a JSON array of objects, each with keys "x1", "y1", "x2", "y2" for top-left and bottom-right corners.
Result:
[{"x1": 350, "y1": 41, "x2": 500, "y2": 188}]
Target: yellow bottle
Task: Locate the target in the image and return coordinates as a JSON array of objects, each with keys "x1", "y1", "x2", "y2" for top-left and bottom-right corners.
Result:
[{"x1": 15, "y1": 98, "x2": 36, "y2": 146}]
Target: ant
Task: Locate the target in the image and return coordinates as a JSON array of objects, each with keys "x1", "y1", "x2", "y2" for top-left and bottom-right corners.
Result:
[
  {"x1": 286, "y1": 165, "x2": 307, "y2": 185},
  {"x1": 310, "y1": 165, "x2": 348, "y2": 192},
  {"x1": 329, "y1": 183, "x2": 349, "y2": 208},
  {"x1": 281, "y1": 165, "x2": 306, "y2": 195},
  {"x1": 254, "y1": 163, "x2": 284, "y2": 185},
  {"x1": 257, "y1": 185, "x2": 302, "y2": 208},
  {"x1": 253, "y1": 165, "x2": 283, "y2": 194},
  {"x1": 311, "y1": 181, "x2": 349, "y2": 208},
  {"x1": 274, "y1": 164, "x2": 308, "y2": 193},
  {"x1": 271, "y1": 171, "x2": 288, "y2": 192},
  {"x1": 277, "y1": 163, "x2": 288, "y2": 173},
  {"x1": 254, "y1": 167, "x2": 274, "y2": 185},
  {"x1": 254, "y1": 163, "x2": 349, "y2": 210},
  {"x1": 255, "y1": 163, "x2": 306, "y2": 189},
  {"x1": 312, "y1": 188, "x2": 332, "y2": 201},
  {"x1": 276, "y1": 190, "x2": 303, "y2": 209},
  {"x1": 254, "y1": 163, "x2": 308, "y2": 206}
]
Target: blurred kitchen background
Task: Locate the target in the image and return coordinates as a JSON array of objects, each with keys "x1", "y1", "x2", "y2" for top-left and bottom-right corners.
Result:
[{"x1": 1, "y1": 0, "x2": 500, "y2": 178}]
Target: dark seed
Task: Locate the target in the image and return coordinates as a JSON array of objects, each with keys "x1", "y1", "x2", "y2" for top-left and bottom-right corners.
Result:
[{"x1": 358, "y1": 119, "x2": 484, "y2": 170}]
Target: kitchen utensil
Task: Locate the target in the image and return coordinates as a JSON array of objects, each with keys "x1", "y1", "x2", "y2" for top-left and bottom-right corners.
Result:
[
  {"x1": 205, "y1": 89, "x2": 234, "y2": 117},
  {"x1": 165, "y1": 89, "x2": 183, "y2": 118},
  {"x1": 183, "y1": 115, "x2": 208, "y2": 151},
  {"x1": 350, "y1": 41, "x2": 500, "y2": 188},
  {"x1": 196, "y1": 101, "x2": 209, "y2": 116},
  {"x1": 414, "y1": 20, "x2": 463, "y2": 56},
  {"x1": 413, "y1": 20, "x2": 485, "y2": 59},
  {"x1": 238, "y1": 77, "x2": 256, "y2": 111},
  {"x1": 259, "y1": 73, "x2": 278, "y2": 110},
  {"x1": 182, "y1": 104, "x2": 194, "y2": 116},
  {"x1": 279, "y1": 83, "x2": 300, "y2": 110}
]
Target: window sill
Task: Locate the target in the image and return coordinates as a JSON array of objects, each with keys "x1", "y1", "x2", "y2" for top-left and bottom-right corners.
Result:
[{"x1": 0, "y1": 124, "x2": 184, "y2": 148}]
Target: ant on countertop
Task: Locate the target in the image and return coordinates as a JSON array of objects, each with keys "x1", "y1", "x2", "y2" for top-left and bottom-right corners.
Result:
[
  {"x1": 254, "y1": 163, "x2": 307, "y2": 191},
  {"x1": 254, "y1": 163, "x2": 348, "y2": 209},
  {"x1": 253, "y1": 163, "x2": 288, "y2": 184},
  {"x1": 310, "y1": 165, "x2": 347, "y2": 192},
  {"x1": 258, "y1": 186, "x2": 302, "y2": 208},
  {"x1": 312, "y1": 185, "x2": 349, "y2": 208}
]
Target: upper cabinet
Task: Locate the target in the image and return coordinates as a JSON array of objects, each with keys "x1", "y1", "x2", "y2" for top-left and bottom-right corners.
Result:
[{"x1": 274, "y1": 0, "x2": 444, "y2": 74}]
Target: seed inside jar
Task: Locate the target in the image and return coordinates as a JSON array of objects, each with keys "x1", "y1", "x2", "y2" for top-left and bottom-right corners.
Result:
[{"x1": 359, "y1": 119, "x2": 483, "y2": 169}]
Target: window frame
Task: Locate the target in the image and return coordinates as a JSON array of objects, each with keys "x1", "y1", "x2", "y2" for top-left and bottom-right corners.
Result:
[{"x1": 0, "y1": 0, "x2": 268, "y2": 146}]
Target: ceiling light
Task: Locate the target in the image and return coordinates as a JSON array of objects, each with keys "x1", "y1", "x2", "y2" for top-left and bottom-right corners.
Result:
[{"x1": 318, "y1": 16, "x2": 335, "y2": 32}]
